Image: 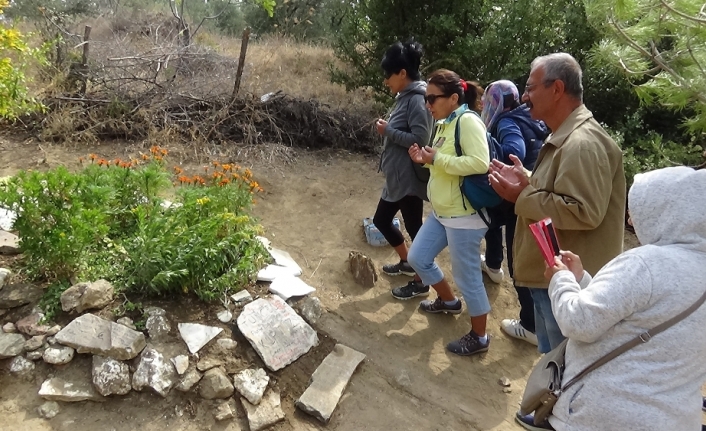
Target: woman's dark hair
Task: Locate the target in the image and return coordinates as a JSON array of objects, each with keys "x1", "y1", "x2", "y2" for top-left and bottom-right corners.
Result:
[
  {"x1": 427, "y1": 69, "x2": 484, "y2": 113},
  {"x1": 381, "y1": 39, "x2": 423, "y2": 81}
]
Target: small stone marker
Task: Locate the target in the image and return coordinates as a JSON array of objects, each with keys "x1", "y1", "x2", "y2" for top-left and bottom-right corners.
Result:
[
  {"x1": 0, "y1": 231, "x2": 20, "y2": 255},
  {"x1": 92, "y1": 356, "x2": 132, "y2": 396},
  {"x1": 177, "y1": 323, "x2": 223, "y2": 354},
  {"x1": 268, "y1": 275, "x2": 316, "y2": 300},
  {"x1": 233, "y1": 368, "x2": 270, "y2": 405},
  {"x1": 237, "y1": 295, "x2": 318, "y2": 371},
  {"x1": 60, "y1": 280, "x2": 114, "y2": 313},
  {"x1": 241, "y1": 390, "x2": 285, "y2": 431},
  {"x1": 39, "y1": 377, "x2": 105, "y2": 402},
  {"x1": 55, "y1": 314, "x2": 146, "y2": 360},
  {"x1": 0, "y1": 331, "x2": 26, "y2": 358},
  {"x1": 132, "y1": 346, "x2": 178, "y2": 397},
  {"x1": 348, "y1": 251, "x2": 377, "y2": 287},
  {"x1": 296, "y1": 343, "x2": 366, "y2": 423}
]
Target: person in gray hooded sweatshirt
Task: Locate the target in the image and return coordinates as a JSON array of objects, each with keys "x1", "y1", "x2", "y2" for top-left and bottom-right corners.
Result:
[
  {"x1": 373, "y1": 40, "x2": 433, "y2": 298},
  {"x1": 524, "y1": 166, "x2": 706, "y2": 431}
]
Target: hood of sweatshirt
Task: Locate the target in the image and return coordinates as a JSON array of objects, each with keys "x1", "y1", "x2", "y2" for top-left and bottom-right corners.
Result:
[
  {"x1": 628, "y1": 166, "x2": 706, "y2": 249},
  {"x1": 397, "y1": 80, "x2": 427, "y2": 99}
]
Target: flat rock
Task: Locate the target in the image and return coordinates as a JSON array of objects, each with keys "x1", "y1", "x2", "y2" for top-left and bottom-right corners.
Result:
[
  {"x1": 348, "y1": 251, "x2": 377, "y2": 287},
  {"x1": 9, "y1": 355, "x2": 35, "y2": 375},
  {"x1": 0, "y1": 231, "x2": 20, "y2": 255},
  {"x1": 237, "y1": 296, "x2": 318, "y2": 371},
  {"x1": 233, "y1": 368, "x2": 270, "y2": 405},
  {"x1": 146, "y1": 314, "x2": 171, "y2": 340},
  {"x1": 132, "y1": 346, "x2": 178, "y2": 397},
  {"x1": 257, "y1": 264, "x2": 301, "y2": 282},
  {"x1": 171, "y1": 355, "x2": 189, "y2": 375},
  {"x1": 92, "y1": 355, "x2": 132, "y2": 396},
  {"x1": 266, "y1": 247, "x2": 303, "y2": 276},
  {"x1": 295, "y1": 296, "x2": 323, "y2": 325},
  {"x1": 216, "y1": 338, "x2": 237, "y2": 350},
  {"x1": 37, "y1": 401, "x2": 60, "y2": 419},
  {"x1": 2, "y1": 322, "x2": 16, "y2": 333},
  {"x1": 231, "y1": 290, "x2": 253, "y2": 305},
  {"x1": 0, "y1": 283, "x2": 43, "y2": 309},
  {"x1": 296, "y1": 344, "x2": 366, "y2": 423},
  {"x1": 0, "y1": 331, "x2": 25, "y2": 358},
  {"x1": 43, "y1": 345, "x2": 75, "y2": 365},
  {"x1": 197, "y1": 357, "x2": 224, "y2": 372},
  {"x1": 217, "y1": 309, "x2": 233, "y2": 323},
  {"x1": 39, "y1": 377, "x2": 105, "y2": 402},
  {"x1": 55, "y1": 313, "x2": 146, "y2": 360},
  {"x1": 241, "y1": 391, "x2": 285, "y2": 431},
  {"x1": 199, "y1": 368, "x2": 234, "y2": 400},
  {"x1": 175, "y1": 369, "x2": 202, "y2": 392},
  {"x1": 16, "y1": 312, "x2": 51, "y2": 336},
  {"x1": 116, "y1": 317, "x2": 136, "y2": 330},
  {"x1": 24, "y1": 335, "x2": 46, "y2": 351},
  {"x1": 0, "y1": 268, "x2": 11, "y2": 289},
  {"x1": 214, "y1": 399, "x2": 237, "y2": 421},
  {"x1": 46, "y1": 325, "x2": 61, "y2": 336},
  {"x1": 268, "y1": 275, "x2": 315, "y2": 300},
  {"x1": 60, "y1": 280, "x2": 114, "y2": 313},
  {"x1": 178, "y1": 323, "x2": 223, "y2": 354}
]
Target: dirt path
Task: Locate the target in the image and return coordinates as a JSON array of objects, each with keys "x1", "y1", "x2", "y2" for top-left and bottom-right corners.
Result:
[{"x1": 0, "y1": 138, "x2": 643, "y2": 430}]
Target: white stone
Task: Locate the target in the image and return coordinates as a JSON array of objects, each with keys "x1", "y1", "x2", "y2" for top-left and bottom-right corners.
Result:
[
  {"x1": 171, "y1": 355, "x2": 189, "y2": 375},
  {"x1": 214, "y1": 399, "x2": 237, "y2": 421},
  {"x1": 131, "y1": 346, "x2": 178, "y2": 397},
  {"x1": 145, "y1": 314, "x2": 171, "y2": 340},
  {"x1": 37, "y1": 401, "x2": 60, "y2": 419},
  {"x1": 116, "y1": 317, "x2": 136, "y2": 330},
  {"x1": 0, "y1": 231, "x2": 20, "y2": 255},
  {"x1": 9, "y1": 355, "x2": 35, "y2": 375},
  {"x1": 237, "y1": 296, "x2": 318, "y2": 371},
  {"x1": 217, "y1": 309, "x2": 233, "y2": 323},
  {"x1": 43, "y1": 345, "x2": 75, "y2": 365},
  {"x1": 144, "y1": 307, "x2": 166, "y2": 317},
  {"x1": 92, "y1": 356, "x2": 132, "y2": 396},
  {"x1": 60, "y1": 280, "x2": 114, "y2": 313},
  {"x1": 46, "y1": 325, "x2": 61, "y2": 336},
  {"x1": 257, "y1": 264, "x2": 301, "y2": 282},
  {"x1": 241, "y1": 391, "x2": 285, "y2": 431},
  {"x1": 177, "y1": 323, "x2": 223, "y2": 354},
  {"x1": 0, "y1": 331, "x2": 25, "y2": 358},
  {"x1": 216, "y1": 338, "x2": 237, "y2": 350},
  {"x1": 268, "y1": 275, "x2": 315, "y2": 300},
  {"x1": 233, "y1": 368, "x2": 270, "y2": 405},
  {"x1": 0, "y1": 268, "x2": 11, "y2": 289},
  {"x1": 267, "y1": 248, "x2": 302, "y2": 276},
  {"x1": 38, "y1": 377, "x2": 105, "y2": 402},
  {"x1": 2, "y1": 322, "x2": 16, "y2": 333},
  {"x1": 231, "y1": 290, "x2": 253, "y2": 305},
  {"x1": 0, "y1": 207, "x2": 16, "y2": 231},
  {"x1": 55, "y1": 313, "x2": 146, "y2": 360},
  {"x1": 175, "y1": 369, "x2": 202, "y2": 392}
]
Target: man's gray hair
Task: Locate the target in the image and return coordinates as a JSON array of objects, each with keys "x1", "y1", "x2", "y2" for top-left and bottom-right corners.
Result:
[{"x1": 531, "y1": 53, "x2": 583, "y2": 101}]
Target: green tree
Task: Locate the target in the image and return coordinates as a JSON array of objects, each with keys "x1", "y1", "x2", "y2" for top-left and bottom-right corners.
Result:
[
  {"x1": 243, "y1": 0, "x2": 346, "y2": 41},
  {"x1": 585, "y1": 0, "x2": 706, "y2": 133}
]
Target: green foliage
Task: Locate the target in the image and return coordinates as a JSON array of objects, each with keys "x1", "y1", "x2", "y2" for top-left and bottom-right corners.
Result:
[
  {"x1": 243, "y1": 0, "x2": 346, "y2": 41},
  {"x1": 38, "y1": 281, "x2": 70, "y2": 323},
  {"x1": 0, "y1": 148, "x2": 270, "y2": 312},
  {"x1": 584, "y1": 0, "x2": 706, "y2": 133}
]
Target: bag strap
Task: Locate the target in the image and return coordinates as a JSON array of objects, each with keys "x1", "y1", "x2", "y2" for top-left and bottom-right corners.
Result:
[{"x1": 562, "y1": 288, "x2": 706, "y2": 393}]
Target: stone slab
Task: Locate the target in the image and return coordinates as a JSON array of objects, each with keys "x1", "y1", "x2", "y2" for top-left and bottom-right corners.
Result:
[
  {"x1": 268, "y1": 275, "x2": 315, "y2": 301},
  {"x1": 132, "y1": 346, "x2": 178, "y2": 397},
  {"x1": 296, "y1": 343, "x2": 366, "y2": 423},
  {"x1": 177, "y1": 323, "x2": 223, "y2": 355},
  {"x1": 38, "y1": 377, "x2": 105, "y2": 402},
  {"x1": 55, "y1": 314, "x2": 146, "y2": 360},
  {"x1": 92, "y1": 355, "x2": 132, "y2": 396},
  {"x1": 257, "y1": 264, "x2": 301, "y2": 282},
  {"x1": 241, "y1": 391, "x2": 285, "y2": 431},
  {"x1": 231, "y1": 290, "x2": 253, "y2": 305},
  {"x1": 237, "y1": 296, "x2": 318, "y2": 371},
  {"x1": 0, "y1": 283, "x2": 43, "y2": 309},
  {"x1": 0, "y1": 331, "x2": 25, "y2": 358}
]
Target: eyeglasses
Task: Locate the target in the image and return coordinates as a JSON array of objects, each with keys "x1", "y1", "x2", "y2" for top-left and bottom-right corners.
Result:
[
  {"x1": 524, "y1": 79, "x2": 557, "y2": 92},
  {"x1": 424, "y1": 94, "x2": 450, "y2": 105}
]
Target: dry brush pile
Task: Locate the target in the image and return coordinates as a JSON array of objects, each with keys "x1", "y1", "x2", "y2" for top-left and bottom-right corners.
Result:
[{"x1": 13, "y1": 16, "x2": 380, "y2": 154}]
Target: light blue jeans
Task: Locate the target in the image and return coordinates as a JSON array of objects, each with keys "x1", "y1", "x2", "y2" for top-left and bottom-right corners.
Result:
[
  {"x1": 407, "y1": 215, "x2": 490, "y2": 317},
  {"x1": 530, "y1": 288, "x2": 566, "y2": 353}
]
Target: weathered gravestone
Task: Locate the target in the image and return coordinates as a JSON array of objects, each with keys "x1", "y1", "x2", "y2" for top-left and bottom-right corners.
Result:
[{"x1": 55, "y1": 314, "x2": 146, "y2": 360}]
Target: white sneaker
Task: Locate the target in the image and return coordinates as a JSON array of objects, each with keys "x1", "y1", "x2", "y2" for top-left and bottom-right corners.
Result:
[
  {"x1": 501, "y1": 319, "x2": 538, "y2": 346},
  {"x1": 480, "y1": 254, "x2": 504, "y2": 283}
]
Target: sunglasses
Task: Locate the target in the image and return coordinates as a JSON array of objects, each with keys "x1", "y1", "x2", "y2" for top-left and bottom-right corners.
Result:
[{"x1": 424, "y1": 94, "x2": 450, "y2": 105}]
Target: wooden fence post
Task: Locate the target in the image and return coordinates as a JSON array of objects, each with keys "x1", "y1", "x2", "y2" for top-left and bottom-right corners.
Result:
[
  {"x1": 80, "y1": 25, "x2": 92, "y2": 95},
  {"x1": 232, "y1": 27, "x2": 251, "y2": 99}
]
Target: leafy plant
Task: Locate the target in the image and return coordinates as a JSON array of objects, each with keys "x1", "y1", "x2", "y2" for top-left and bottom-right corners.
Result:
[{"x1": 0, "y1": 147, "x2": 270, "y2": 313}]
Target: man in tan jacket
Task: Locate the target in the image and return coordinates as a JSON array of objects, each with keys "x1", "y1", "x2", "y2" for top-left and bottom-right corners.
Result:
[{"x1": 489, "y1": 53, "x2": 626, "y2": 357}]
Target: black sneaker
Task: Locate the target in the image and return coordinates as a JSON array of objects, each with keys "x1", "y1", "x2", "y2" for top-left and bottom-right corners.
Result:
[
  {"x1": 382, "y1": 260, "x2": 416, "y2": 276},
  {"x1": 447, "y1": 330, "x2": 490, "y2": 356},
  {"x1": 391, "y1": 280, "x2": 430, "y2": 300},
  {"x1": 419, "y1": 297, "x2": 462, "y2": 314}
]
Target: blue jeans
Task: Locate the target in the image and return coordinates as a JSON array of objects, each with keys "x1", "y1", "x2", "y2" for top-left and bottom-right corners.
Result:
[
  {"x1": 530, "y1": 288, "x2": 565, "y2": 353},
  {"x1": 407, "y1": 216, "x2": 490, "y2": 317}
]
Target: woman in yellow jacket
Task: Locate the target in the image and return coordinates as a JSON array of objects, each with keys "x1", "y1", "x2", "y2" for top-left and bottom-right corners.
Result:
[{"x1": 397, "y1": 69, "x2": 492, "y2": 356}]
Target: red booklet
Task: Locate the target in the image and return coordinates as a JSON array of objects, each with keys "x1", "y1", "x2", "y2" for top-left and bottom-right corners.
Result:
[{"x1": 529, "y1": 218, "x2": 561, "y2": 266}]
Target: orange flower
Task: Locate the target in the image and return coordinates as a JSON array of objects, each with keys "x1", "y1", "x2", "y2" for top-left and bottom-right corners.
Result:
[
  {"x1": 150, "y1": 146, "x2": 159, "y2": 155},
  {"x1": 154, "y1": 155, "x2": 163, "y2": 162},
  {"x1": 212, "y1": 171, "x2": 224, "y2": 179},
  {"x1": 231, "y1": 173, "x2": 240, "y2": 180},
  {"x1": 173, "y1": 166, "x2": 183, "y2": 175},
  {"x1": 160, "y1": 148, "x2": 168, "y2": 156},
  {"x1": 193, "y1": 176, "x2": 206, "y2": 185},
  {"x1": 141, "y1": 154, "x2": 150, "y2": 161},
  {"x1": 244, "y1": 168, "x2": 252, "y2": 178},
  {"x1": 89, "y1": 153, "x2": 97, "y2": 161},
  {"x1": 222, "y1": 164, "x2": 232, "y2": 171},
  {"x1": 98, "y1": 159, "x2": 108, "y2": 167},
  {"x1": 219, "y1": 179, "x2": 231, "y2": 187},
  {"x1": 178, "y1": 175, "x2": 189, "y2": 184}
]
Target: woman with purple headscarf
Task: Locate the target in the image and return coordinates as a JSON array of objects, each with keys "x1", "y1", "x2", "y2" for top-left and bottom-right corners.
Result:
[{"x1": 480, "y1": 80, "x2": 548, "y2": 348}]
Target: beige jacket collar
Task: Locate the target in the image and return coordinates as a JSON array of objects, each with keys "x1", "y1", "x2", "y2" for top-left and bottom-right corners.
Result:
[{"x1": 546, "y1": 104, "x2": 594, "y2": 148}]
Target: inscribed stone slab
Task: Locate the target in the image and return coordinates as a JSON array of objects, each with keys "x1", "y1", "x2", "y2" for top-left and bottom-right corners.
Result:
[{"x1": 237, "y1": 296, "x2": 318, "y2": 371}]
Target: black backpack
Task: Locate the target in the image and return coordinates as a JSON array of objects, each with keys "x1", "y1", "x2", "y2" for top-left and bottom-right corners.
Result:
[{"x1": 490, "y1": 105, "x2": 548, "y2": 170}]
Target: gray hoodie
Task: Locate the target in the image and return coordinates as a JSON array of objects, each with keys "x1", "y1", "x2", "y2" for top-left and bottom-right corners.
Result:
[
  {"x1": 380, "y1": 81, "x2": 433, "y2": 202},
  {"x1": 548, "y1": 166, "x2": 706, "y2": 431}
]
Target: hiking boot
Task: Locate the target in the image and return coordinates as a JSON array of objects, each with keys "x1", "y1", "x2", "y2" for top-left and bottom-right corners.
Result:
[
  {"x1": 382, "y1": 260, "x2": 416, "y2": 276},
  {"x1": 501, "y1": 318, "x2": 538, "y2": 346},
  {"x1": 481, "y1": 254, "x2": 504, "y2": 283},
  {"x1": 515, "y1": 412, "x2": 555, "y2": 430},
  {"x1": 446, "y1": 330, "x2": 489, "y2": 356},
  {"x1": 419, "y1": 296, "x2": 462, "y2": 315},
  {"x1": 391, "y1": 280, "x2": 429, "y2": 300}
]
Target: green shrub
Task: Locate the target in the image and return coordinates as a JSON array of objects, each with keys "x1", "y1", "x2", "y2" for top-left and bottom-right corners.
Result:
[{"x1": 0, "y1": 147, "x2": 270, "y2": 316}]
